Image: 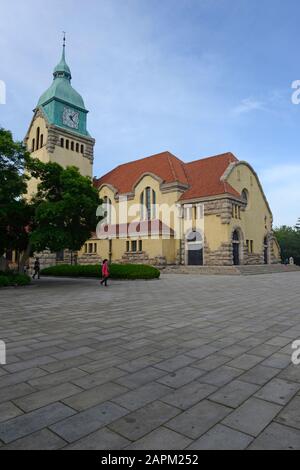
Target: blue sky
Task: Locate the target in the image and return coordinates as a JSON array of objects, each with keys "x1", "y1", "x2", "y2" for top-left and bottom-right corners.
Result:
[{"x1": 0, "y1": 0, "x2": 299, "y2": 226}]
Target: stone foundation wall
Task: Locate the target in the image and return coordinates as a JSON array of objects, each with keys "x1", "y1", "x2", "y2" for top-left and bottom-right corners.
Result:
[
  {"x1": 204, "y1": 242, "x2": 233, "y2": 266},
  {"x1": 119, "y1": 251, "x2": 167, "y2": 266}
]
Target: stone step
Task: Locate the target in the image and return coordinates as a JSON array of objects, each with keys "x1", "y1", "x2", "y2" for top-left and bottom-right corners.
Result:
[{"x1": 160, "y1": 264, "x2": 300, "y2": 276}]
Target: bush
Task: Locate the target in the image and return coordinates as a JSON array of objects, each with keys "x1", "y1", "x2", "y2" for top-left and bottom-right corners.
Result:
[
  {"x1": 41, "y1": 263, "x2": 160, "y2": 280},
  {"x1": 0, "y1": 273, "x2": 31, "y2": 287}
]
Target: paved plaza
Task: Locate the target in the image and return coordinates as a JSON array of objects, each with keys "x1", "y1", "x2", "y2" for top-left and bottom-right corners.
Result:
[{"x1": 0, "y1": 272, "x2": 300, "y2": 450}]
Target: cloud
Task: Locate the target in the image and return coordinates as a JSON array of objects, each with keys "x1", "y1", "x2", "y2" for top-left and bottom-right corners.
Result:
[{"x1": 232, "y1": 97, "x2": 265, "y2": 115}]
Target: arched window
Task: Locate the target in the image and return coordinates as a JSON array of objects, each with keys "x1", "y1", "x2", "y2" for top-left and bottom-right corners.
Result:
[
  {"x1": 145, "y1": 187, "x2": 151, "y2": 220},
  {"x1": 60, "y1": 138, "x2": 64, "y2": 148},
  {"x1": 152, "y1": 189, "x2": 156, "y2": 219},
  {"x1": 71, "y1": 141, "x2": 74, "y2": 151},
  {"x1": 80, "y1": 144, "x2": 84, "y2": 154},
  {"x1": 36, "y1": 127, "x2": 40, "y2": 150},
  {"x1": 76, "y1": 143, "x2": 79, "y2": 152},
  {"x1": 40, "y1": 134, "x2": 43, "y2": 147},
  {"x1": 66, "y1": 139, "x2": 69, "y2": 149},
  {"x1": 140, "y1": 187, "x2": 156, "y2": 220},
  {"x1": 242, "y1": 189, "x2": 249, "y2": 206},
  {"x1": 31, "y1": 138, "x2": 35, "y2": 152},
  {"x1": 103, "y1": 196, "x2": 112, "y2": 224},
  {"x1": 140, "y1": 192, "x2": 144, "y2": 220}
]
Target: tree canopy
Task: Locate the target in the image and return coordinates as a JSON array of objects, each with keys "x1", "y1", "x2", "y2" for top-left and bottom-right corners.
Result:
[
  {"x1": 0, "y1": 127, "x2": 101, "y2": 271},
  {"x1": 274, "y1": 224, "x2": 300, "y2": 265}
]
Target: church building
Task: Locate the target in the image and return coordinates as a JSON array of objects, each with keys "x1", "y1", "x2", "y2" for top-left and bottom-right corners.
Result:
[{"x1": 25, "y1": 43, "x2": 281, "y2": 268}]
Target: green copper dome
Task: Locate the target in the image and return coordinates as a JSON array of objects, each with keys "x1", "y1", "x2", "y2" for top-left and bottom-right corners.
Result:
[
  {"x1": 37, "y1": 45, "x2": 86, "y2": 111},
  {"x1": 36, "y1": 42, "x2": 89, "y2": 136}
]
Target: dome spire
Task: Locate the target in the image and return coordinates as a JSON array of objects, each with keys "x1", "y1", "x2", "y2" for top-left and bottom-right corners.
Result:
[{"x1": 53, "y1": 32, "x2": 71, "y2": 81}]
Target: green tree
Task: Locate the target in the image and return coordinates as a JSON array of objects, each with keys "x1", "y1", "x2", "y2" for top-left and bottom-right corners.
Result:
[
  {"x1": 274, "y1": 225, "x2": 300, "y2": 265},
  {"x1": 0, "y1": 127, "x2": 101, "y2": 272},
  {"x1": 20, "y1": 159, "x2": 101, "y2": 271},
  {"x1": 0, "y1": 128, "x2": 31, "y2": 268}
]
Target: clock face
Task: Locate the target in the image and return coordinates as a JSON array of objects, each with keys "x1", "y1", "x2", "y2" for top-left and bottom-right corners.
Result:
[{"x1": 62, "y1": 107, "x2": 79, "y2": 129}]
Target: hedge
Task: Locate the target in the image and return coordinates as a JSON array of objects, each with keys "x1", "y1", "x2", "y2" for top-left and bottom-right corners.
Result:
[
  {"x1": 0, "y1": 273, "x2": 31, "y2": 287},
  {"x1": 41, "y1": 264, "x2": 160, "y2": 280}
]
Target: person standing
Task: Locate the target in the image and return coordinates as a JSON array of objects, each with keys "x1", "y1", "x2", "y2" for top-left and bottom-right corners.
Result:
[
  {"x1": 100, "y1": 259, "x2": 109, "y2": 286},
  {"x1": 32, "y1": 257, "x2": 40, "y2": 279}
]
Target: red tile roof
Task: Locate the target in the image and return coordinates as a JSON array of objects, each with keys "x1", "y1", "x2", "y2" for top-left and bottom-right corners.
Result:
[{"x1": 94, "y1": 151, "x2": 240, "y2": 200}]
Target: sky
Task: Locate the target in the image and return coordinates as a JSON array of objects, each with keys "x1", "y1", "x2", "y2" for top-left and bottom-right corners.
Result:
[{"x1": 0, "y1": 0, "x2": 299, "y2": 227}]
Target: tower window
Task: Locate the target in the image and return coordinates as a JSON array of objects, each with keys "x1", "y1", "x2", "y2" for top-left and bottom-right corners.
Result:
[
  {"x1": 36, "y1": 127, "x2": 40, "y2": 150},
  {"x1": 71, "y1": 141, "x2": 74, "y2": 151},
  {"x1": 76, "y1": 143, "x2": 79, "y2": 152},
  {"x1": 66, "y1": 139, "x2": 69, "y2": 149},
  {"x1": 32, "y1": 138, "x2": 35, "y2": 152},
  {"x1": 60, "y1": 138, "x2": 64, "y2": 148},
  {"x1": 40, "y1": 134, "x2": 44, "y2": 147},
  {"x1": 80, "y1": 144, "x2": 84, "y2": 154}
]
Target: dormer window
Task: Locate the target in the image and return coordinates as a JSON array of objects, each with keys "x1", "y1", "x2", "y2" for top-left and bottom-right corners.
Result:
[
  {"x1": 66, "y1": 139, "x2": 69, "y2": 149},
  {"x1": 60, "y1": 138, "x2": 64, "y2": 148}
]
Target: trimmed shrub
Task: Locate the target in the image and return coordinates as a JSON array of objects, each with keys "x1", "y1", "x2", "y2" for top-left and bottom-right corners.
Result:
[
  {"x1": 41, "y1": 263, "x2": 160, "y2": 280},
  {"x1": 0, "y1": 273, "x2": 31, "y2": 287}
]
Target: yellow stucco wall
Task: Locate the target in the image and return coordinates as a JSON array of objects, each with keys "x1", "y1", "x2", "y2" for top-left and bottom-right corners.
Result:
[
  {"x1": 26, "y1": 115, "x2": 93, "y2": 198},
  {"x1": 82, "y1": 162, "x2": 276, "y2": 266},
  {"x1": 227, "y1": 162, "x2": 272, "y2": 253}
]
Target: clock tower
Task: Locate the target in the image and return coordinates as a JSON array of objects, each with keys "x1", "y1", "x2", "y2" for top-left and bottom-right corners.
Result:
[{"x1": 24, "y1": 39, "x2": 95, "y2": 197}]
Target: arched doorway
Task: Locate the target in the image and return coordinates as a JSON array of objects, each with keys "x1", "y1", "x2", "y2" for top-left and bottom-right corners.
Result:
[
  {"x1": 232, "y1": 230, "x2": 240, "y2": 265},
  {"x1": 264, "y1": 236, "x2": 269, "y2": 264},
  {"x1": 186, "y1": 231, "x2": 203, "y2": 265}
]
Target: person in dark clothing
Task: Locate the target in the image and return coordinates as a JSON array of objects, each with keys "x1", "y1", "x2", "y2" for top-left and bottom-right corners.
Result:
[{"x1": 32, "y1": 258, "x2": 40, "y2": 279}]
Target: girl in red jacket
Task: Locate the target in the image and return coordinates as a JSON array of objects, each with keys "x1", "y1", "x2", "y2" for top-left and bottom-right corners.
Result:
[{"x1": 100, "y1": 259, "x2": 109, "y2": 286}]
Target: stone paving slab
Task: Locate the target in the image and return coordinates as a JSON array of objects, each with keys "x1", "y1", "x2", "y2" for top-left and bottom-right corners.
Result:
[
  {"x1": 187, "y1": 424, "x2": 253, "y2": 450},
  {"x1": 0, "y1": 273, "x2": 300, "y2": 449}
]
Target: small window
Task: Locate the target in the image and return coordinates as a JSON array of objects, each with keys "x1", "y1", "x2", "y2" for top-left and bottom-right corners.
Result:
[
  {"x1": 60, "y1": 138, "x2": 64, "y2": 148},
  {"x1": 84, "y1": 244, "x2": 87, "y2": 254},
  {"x1": 71, "y1": 141, "x2": 74, "y2": 151},
  {"x1": 131, "y1": 241, "x2": 137, "y2": 252},
  {"x1": 126, "y1": 241, "x2": 130, "y2": 252},
  {"x1": 250, "y1": 240, "x2": 254, "y2": 253},
  {"x1": 76, "y1": 143, "x2": 79, "y2": 152},
  {"x1": 152, "y1": 190, "x2": 156, "y2": 219},
  {"x1": 80, "y1": 144, "x2": 84, "y2": 153},
  {"x1": 36, "y1": 127, "x2": 40, "y2": 150},
  {"x1": 40, "y1": 134, "x2": 44, "y2": 147},
  {"x1": 66, "y1": 139, "x2": 69, "y2": 149},
  {"x1": 139, "y1": 240, "x2": 143, "y2": 252},
  {"x1": 32, "y1": 138, "x2": 35, "y2": 152},
  {"x1": 94, "y1": 243, "x2": 97, "y2": 253}
]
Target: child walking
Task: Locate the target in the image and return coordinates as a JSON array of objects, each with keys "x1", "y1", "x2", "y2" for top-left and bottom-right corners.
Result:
[{"x1": 100, "y1": 259, "x2": 109, "y2": 286}]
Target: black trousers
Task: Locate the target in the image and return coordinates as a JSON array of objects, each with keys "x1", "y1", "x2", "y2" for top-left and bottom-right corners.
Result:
[
  {"x1": 32, "y1": 269, "x2": 40, "y2": 279},
  {"x1": 101, "y1": 276, "x2": 108, "y2": 286}
]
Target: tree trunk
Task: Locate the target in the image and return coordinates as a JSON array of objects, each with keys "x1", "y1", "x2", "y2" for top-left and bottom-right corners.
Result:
[{"x1": 19, "y1": 243, "x2": 32, "y2": 274}]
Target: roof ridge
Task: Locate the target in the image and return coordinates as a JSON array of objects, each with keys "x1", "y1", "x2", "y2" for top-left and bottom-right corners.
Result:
[{"x1": 186, "y1": 152, "x2": 237, "y2": 166}]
